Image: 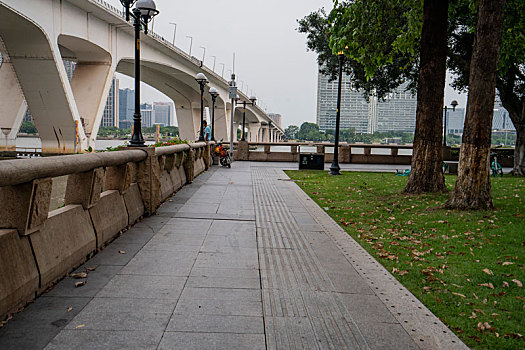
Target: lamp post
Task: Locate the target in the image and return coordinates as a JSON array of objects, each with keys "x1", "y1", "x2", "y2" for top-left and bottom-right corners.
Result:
[
  {"x1": 443, "y1": 100, "x2": 458, "y2": 146},
  {"x1": 228, "y1": 74, "x2": 238, "y2": 163},
  {"x1": 186, "y1": 36, "x2": 193, "y2": 56},
  {"x1": 195, "y1": 73, "x2": 209, "y2": 141},
  {"x1": 240, "y1": 96, "x2": 257, "y2": 141},
  {"x1": 169, "y1": 22, "x2": 177, "y2": 45},
  {"x1": 209, "y1": 87, "x2": 219, "y2": 141},
  {"x1": 200, "y1": 46, "x2": 206, "y2": 62},
  {"x1": 330, "y1": 52, "x2": 344, "y2": 175},
  {"x1": 120, "y1": 0, "x2": 159, "y2": 147}
]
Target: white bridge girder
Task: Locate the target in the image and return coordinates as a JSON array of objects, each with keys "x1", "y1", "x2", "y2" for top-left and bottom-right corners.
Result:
[{"x1": 0, "y1": 0, "x2": 283, "y2": 153}]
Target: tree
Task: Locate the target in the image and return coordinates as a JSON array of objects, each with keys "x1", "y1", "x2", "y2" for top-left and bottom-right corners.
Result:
[
  {"x1": 448, "y1": 0, "x2": 525, "y2": 176},
  {"x1": 404, "y1": 0, "x2": 449, "y2": 193},
  {"x1": 19, "y1": 121, "x2": 38, "y2": 134},
  {"x1": 446, "y1": 0, "x2": 507, "y2": 210},
  {"x1": 330, "y1": 0, "x2": 449, "y2": 193},
  {"x1": 284, "y1": 125, "x2": 299, "y2": 140}
]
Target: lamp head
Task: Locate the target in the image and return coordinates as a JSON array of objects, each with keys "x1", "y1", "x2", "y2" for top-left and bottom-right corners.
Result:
[
  {"x1": 195, "y1": 72, "x2": 209, "y2": 85},
  {"x1": 209, "y1": 87, "x2": 219, "y2": 98},
  {"x1": 120, "y1": 0, "x2": 136, "y2": 8},
  {"x1": 451, "y1": 100, "x2": 459, "y2": 111},
  {"x1": 135, "y1": 0, "x2": 159, "y2": 22},
  {"x1": 249, "y1": 96, "x2": 257, "y2": 105}
]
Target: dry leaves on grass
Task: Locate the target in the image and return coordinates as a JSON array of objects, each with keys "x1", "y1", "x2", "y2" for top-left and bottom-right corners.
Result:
[
  {"x1": 452, "y1": 292, "x2": 466, "y2": 298},
  {"x1": 482, "y1": 268, "x2": 493, "y2": 275},
  {"x1": 511, "y1": 279, "x2": 522, "y2": 287},
  {"x1": 502, "y1": 261, "x2": 514, "y2": 266},
  {"x1": 478, "y1": 283, "x2": 495, "y2": 289}
]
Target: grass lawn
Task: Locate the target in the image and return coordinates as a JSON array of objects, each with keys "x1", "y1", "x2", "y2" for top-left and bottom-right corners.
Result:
[{"x1": 286, "y1": 170, "x2": 524, "y2": 349}]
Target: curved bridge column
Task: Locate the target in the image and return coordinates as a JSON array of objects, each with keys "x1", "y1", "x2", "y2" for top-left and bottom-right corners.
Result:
[
  {"x1": 59, "y1": 36, "x2": 115, "y2": 147},
  {"x1": 176, "y1": 106, "x2": 202, "y2": 141},
  {"x1": 0, "y1": 41, "x2": 26, "y2": 151},
  {"x1": 213, "y1": 105, "x2": 229, "y2": 142},
  {"x1": 0, "y1": 4, "x2": 88, "y2": 153}
]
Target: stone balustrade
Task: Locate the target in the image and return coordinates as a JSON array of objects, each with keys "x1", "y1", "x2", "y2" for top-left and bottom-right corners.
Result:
[
  {"x1": 234, "y1": 141, "x2": 414, "y2": 165},
  {"x1": 233, "y1": 142, "x2": 515, "y2": 167},
  {"x1": 0, "y1": 142, "x2": 213, "y2": 320}
]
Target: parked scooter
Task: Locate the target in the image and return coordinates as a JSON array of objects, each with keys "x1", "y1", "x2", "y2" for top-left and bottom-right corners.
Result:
[{"x1": 214, "y1": 139, "x2": 231, "y2": 168}]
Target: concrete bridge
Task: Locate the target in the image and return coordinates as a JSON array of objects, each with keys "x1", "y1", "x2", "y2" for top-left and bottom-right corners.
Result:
[{"x1": 0, "y1": 0, "x2": 283, "y2": 154}]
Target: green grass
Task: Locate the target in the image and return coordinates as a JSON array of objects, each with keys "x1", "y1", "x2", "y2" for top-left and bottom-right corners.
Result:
[{"x1": 286, "y1": 170, "x2": 524, "y2": 349}]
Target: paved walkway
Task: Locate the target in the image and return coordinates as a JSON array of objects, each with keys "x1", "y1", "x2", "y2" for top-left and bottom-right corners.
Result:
[{"x1": 0, "y1": 162, "x2": 466, "y2": 349}]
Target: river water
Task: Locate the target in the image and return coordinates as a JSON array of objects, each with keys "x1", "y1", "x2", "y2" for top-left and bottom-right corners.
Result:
[{"x1": 16, "y1": 137, "x2": 413, "y2": 155}]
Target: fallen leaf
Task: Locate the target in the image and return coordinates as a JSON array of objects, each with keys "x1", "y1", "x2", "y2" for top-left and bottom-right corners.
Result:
[
  {"x1": 75, "y1": 281, "x2": 87, "y2": 288},
  {"x1": 119, "y1": 250, "x2": 126, "y2": 255},
  {"x1": 516, "y1": 296, "x2": 525, "y2": 301},
  {"x1": 75, "y1": 324, "x2": 85, "y2": 329},
  {"x1": 482, "y1": 268, "x2": 493, "y2": 275},
  {"x1": 86, "y1": 267, "x2": 96, "y2": 271},
  {"x1": 502, "y1": 262, "x2": 514, "y2": 266},
  {"x1": 452, "y1": 292, "x2": 466, "y2": 298},
  {"x1": 70, "y1": 272, "x2": 87, "y2": 279},
  {"x1": 511, "y1": 279, "x2": 522, "y2": 287},
  {"x1": 503, "y1": 281, "x2": 509, "y2": 288},
  {"x1": 67, "y1": 307, "x2": 73, "y2": 312},
  {"x1": 478, "y1": 283, "x2": 494, "y2": 289}
]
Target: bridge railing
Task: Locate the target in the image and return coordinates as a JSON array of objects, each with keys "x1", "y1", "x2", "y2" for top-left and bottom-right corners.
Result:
[{"x1": 0, "y1": 142, "x2": 212, "y2": 320}]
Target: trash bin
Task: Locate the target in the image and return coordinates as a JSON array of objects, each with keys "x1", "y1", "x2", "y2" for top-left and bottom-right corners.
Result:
[{"x1": 299, "y1": 153, "x2": 325, "y2": 170}]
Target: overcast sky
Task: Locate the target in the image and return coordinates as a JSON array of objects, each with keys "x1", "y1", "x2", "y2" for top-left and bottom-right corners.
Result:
[{"x1": 107, "y1": 0, "x2": 466, "y2": 128}]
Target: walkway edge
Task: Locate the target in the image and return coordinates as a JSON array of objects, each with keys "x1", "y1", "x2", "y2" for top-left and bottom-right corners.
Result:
[{"x1": 280, "y1": 170, "x2": 468, "y2": 350}]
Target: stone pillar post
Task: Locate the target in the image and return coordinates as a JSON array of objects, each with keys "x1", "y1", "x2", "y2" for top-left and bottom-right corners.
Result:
[
  {"x1": 184, "y1": 149, "x2": 196, "y2": 184},
  {"x1": 235, "y1": 140, "x2": 250, "y2": 161}
]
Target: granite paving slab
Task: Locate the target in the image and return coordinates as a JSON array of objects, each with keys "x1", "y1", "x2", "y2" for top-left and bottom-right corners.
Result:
[{"x1": 0, "y1": 163, "x2": 467, "y2": 349}]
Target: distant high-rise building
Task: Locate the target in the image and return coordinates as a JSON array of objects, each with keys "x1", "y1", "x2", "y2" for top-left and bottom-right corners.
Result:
[
  {"x1": 443, "y1": 95, "x2": 515, "y2": 136},
  {"x1": 119, "y1": 88, "x2": 135, "y2": 126},
  {"x1": 316, "y1": 67, "x2": 417, "y2": 133},
  {"x1": 268, "y1": 113, "x2": 283, "y2": 128},
  {"x1": 153, "y1": 102, "x2": 174, "y2": 126},
  {"x1": 445, "y1": 108, "x2": 466, "y2": 135},
  {"x1": 63, "y1": 60, "x2": 76, "y2": 81},
  {"x1": 100, "y1": 77, "x2": 119, "y2": 127},
  {"x1": 141, "y1": 103, "x2": 154, "y2": 127},
  {"x1": 375, "y1": 83, "x2": 417, "y2": 133},
  {"x1": 23, "y1": 109, "x2": 33, "y2": 123},
  {"x1": 317, "y1": 70, "x2": 369, "y2": 133}
]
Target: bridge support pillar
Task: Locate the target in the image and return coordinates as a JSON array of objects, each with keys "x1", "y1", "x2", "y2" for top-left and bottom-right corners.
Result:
[
  {"x1": 248, "y1": 123, "x2": 261, "y2": 142},
  {"x1": 177, "y1": 107, "x2": 202, "y2": 141},
  {"x1": 0, "y1": 46, "x2": 27, "y2": 152},
  {"x1": 213, "y1": 106, "x2": 229, "y2": 142}
]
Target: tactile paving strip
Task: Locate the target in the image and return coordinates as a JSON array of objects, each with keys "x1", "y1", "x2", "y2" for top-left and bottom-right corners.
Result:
[{"x1": 279, "y1": 169, "x2": 468, "y2": 350}]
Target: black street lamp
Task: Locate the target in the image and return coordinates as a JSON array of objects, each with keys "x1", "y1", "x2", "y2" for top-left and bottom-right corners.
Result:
[
  {"x1": 209, "y1": 87, "x2": 219, "y2": 141},
  {"x1": 120, "y1": 0, "x2": 159, "y2": 147},
  {"x1": 195, "y1": 73, "x2": 209, "y2": 141},
  {"x1": 240, "y1": 96, "x2": 257, "y2": 141},
  {"x1": 330, "y1": 53, "x2": 344, "y2": 175},
  {"x1": 443, "y1": 100, "x2": 459, "y2": 146}
]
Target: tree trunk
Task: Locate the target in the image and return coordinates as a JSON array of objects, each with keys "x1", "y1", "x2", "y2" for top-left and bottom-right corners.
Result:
[
  {"x1": 446, "y1": 0, "x2": 506, "y2": 210},
  {"x1": 404, "y1": 0, "x2": 449, "y2": 194},
  {"x1": 513, "y1": 119, "x2": 525, "y2": 176}
]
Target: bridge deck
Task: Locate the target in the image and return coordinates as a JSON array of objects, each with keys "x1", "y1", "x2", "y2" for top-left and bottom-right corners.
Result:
[{"x1": 0, "y1": 162, "x2": 465, "y2": 349}]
